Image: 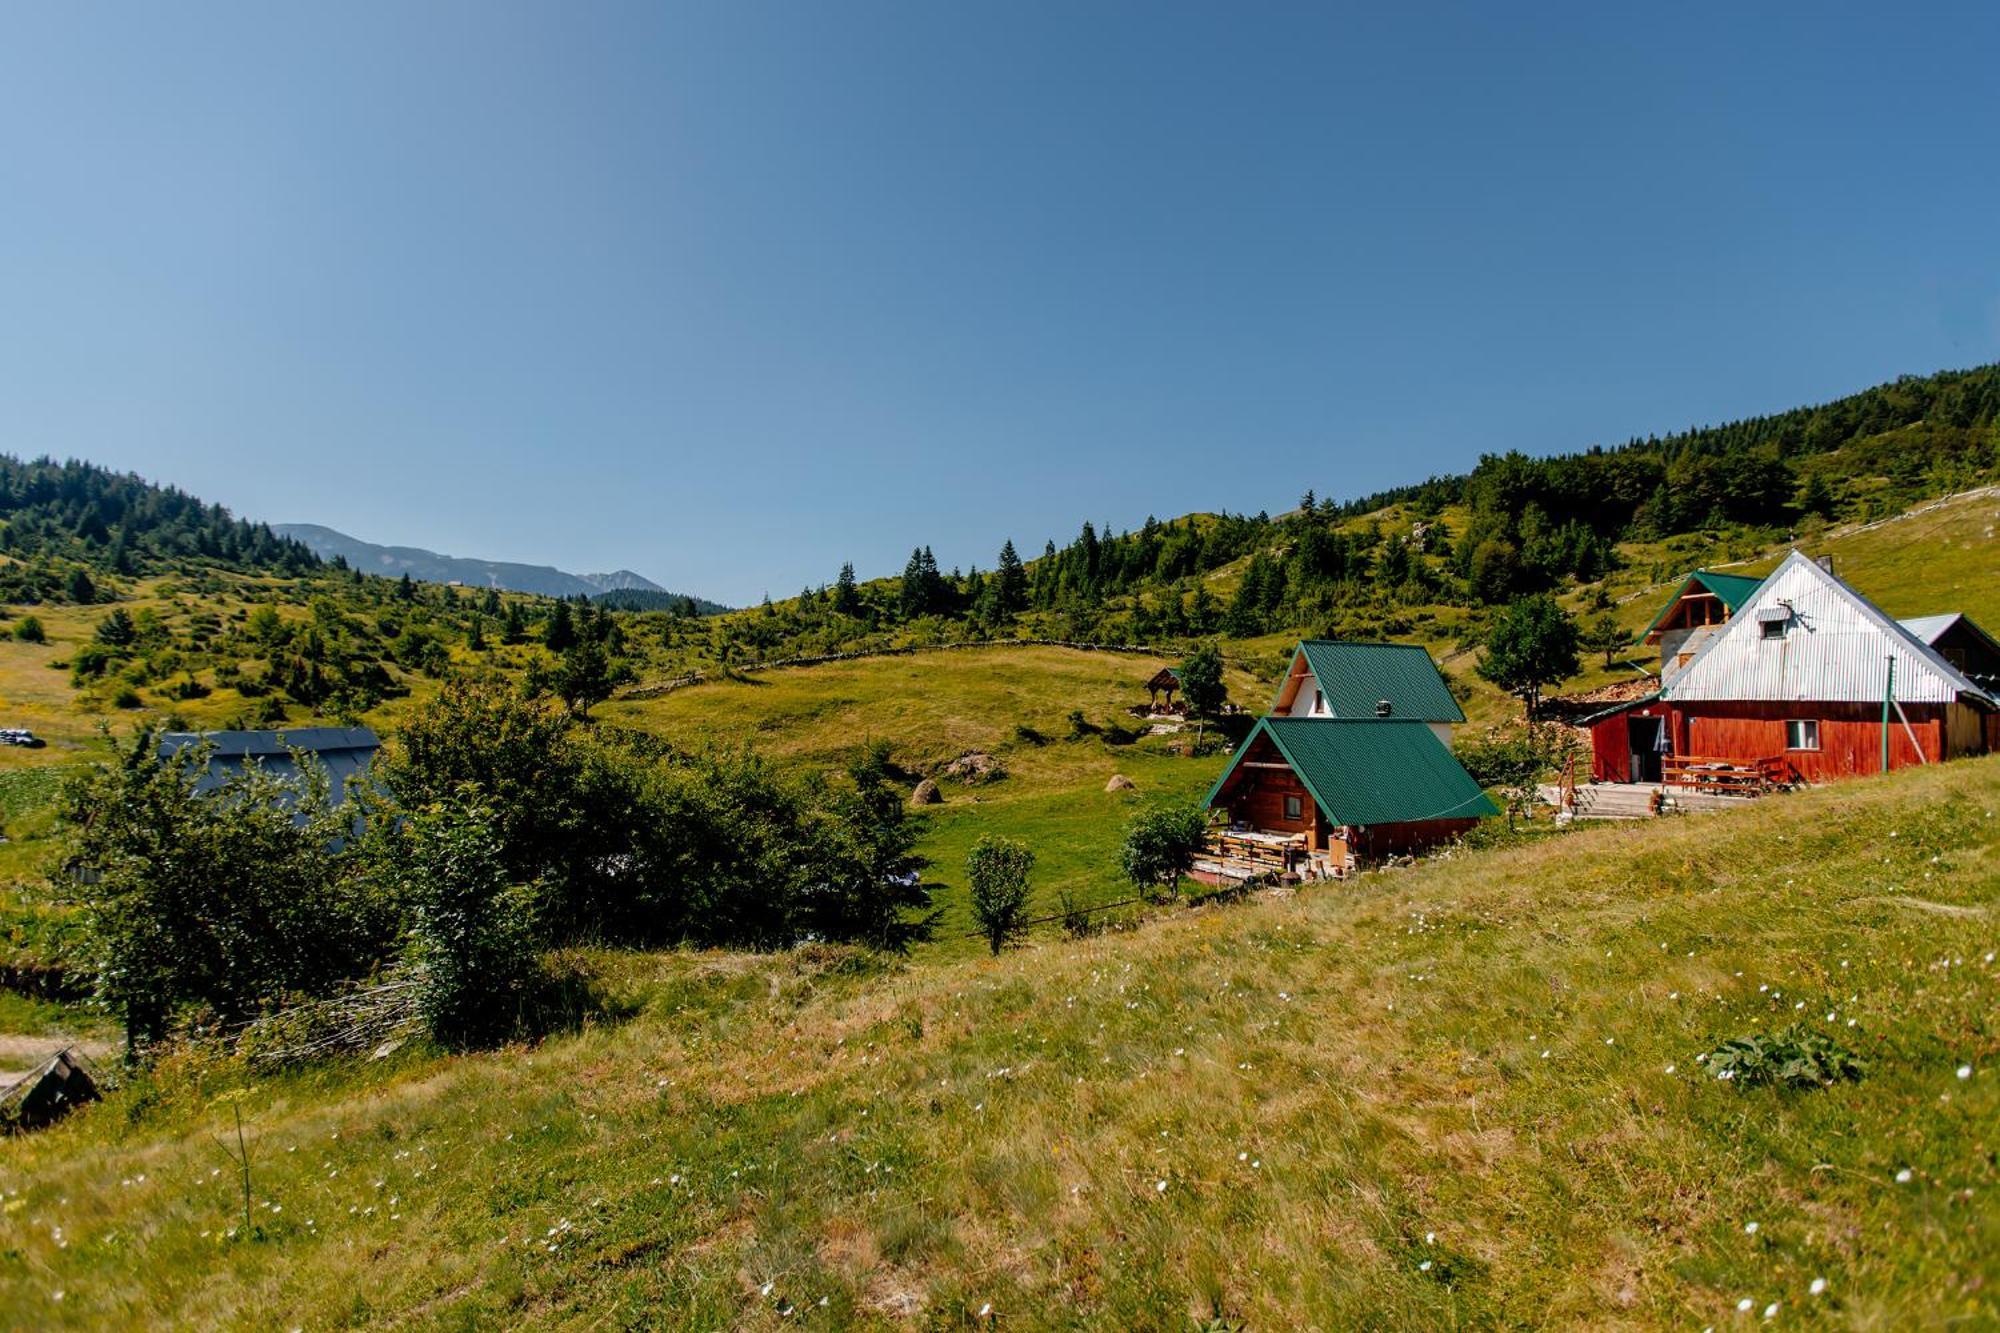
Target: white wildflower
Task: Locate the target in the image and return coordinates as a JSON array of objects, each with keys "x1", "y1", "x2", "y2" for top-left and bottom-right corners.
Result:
[
  {"x1": 1808, "y1": 1277, "x2": 1827, "y2": 1296},
  {"x1": 1895, "y1": 1168, "x2": 1913, "y2": 1183},
  {"x1": 1957, "y1": 1065, "x2": 1973, "y2": 1080}
]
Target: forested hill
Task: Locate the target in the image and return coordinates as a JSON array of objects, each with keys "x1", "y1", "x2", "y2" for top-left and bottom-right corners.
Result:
[
  {"x1": 0, "y1": 455, "x2": 319, "y2": 603},
  {"x1": 733, "y1": 362, "x2": 1999, "y2": 654}
]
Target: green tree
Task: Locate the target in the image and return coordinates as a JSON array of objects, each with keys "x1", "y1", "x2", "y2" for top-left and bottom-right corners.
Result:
[
  {"x1": 993, "y1": 540, "x2": 1027, "y2": 618},
  {"x1": 1797, "y1": 470, "x2": 1837, "y2": 518},
  {"x1": 397, "y1": 794, "x2": 537, "y2": 1050},
  {"x1": 1119, "y1": 804, "x2": 1211, "y2": 900},
  {"x1": 966, "y1": 834, "x2": 1034, "y2": 956},
  {"x1": 395, "y1": 572, "x2": 416, "y2": 602},
  {"x1": 832, "y1": 562, "x2": 861, "y2": 616},
  {"x1": 544, "y1": 599, "x2": 577, "y2": 651},
  {"x1": 1581, "y1": 614, "x2": 1629, "y2": 668},
  {"x1": 1178, "y1": 643, "x2": 1227, "y2": 717},
  {"x1": 66, "y1": 567, "x2": 97, "y2": 605},
  {"x1": 500, "y1": 600, "x2": 527, "y2": 644},
  {"x1": 550, "y1": 635, "x2": 633, "y2": 717},
  {"x1": 59, "y1": 734, "x2": 391, "y2": 1054},
  {"x1": 95, "y1": 608, "x2": 137, "y2": 647},
  {"x1": 1476, "y1": 594, "x2": 1581, "y2": 717}
]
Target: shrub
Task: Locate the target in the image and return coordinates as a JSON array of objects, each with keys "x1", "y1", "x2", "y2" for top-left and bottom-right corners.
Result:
[
  {"x1": 59, "y1": 735, "x2": 395, "y2": 1053},
  {"x1": 966, "y1": 834, "x2": 1034, "y2": 956},
  {"x1": 14, "y1": 615, "x2": 45, "y2": 643},
  {"x1": 398, "y1": 795, "x2": 538, "y2": 1050},
  {"x1": 1703, "y1": 1025, "x2": 1864, "y2": 1089},
  {"x1": 1056, "y1": 886, "x2": 1095, "y2": 939},
  {"x1": 1120, "y1": 805, "x2": 1211, "y2": 899},
  {"x1": 112, "y1": 687, "x2": 143, "y2": 709},
  {"x1": 1013, "y1": 723, "x2": 1048, "y2": 747}
]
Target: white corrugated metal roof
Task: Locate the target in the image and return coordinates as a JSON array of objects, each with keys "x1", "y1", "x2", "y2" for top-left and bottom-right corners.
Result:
[
  {"x1": 1661, "y1": 552, "x2": 1994, "y2": 707},
  {"x1": 1897, "y1": 613, "x2": 1959, "y2": 645}
]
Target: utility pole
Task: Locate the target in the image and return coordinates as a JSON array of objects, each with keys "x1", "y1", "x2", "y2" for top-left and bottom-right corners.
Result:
[{"x1": 1882, "y1": 655, "x2": 1893, "y2": 773}]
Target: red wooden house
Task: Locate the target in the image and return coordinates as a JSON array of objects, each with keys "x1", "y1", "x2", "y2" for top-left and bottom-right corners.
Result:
[{"x1": 1587, "y1": 552, "x2": 1997, "y2": 785}]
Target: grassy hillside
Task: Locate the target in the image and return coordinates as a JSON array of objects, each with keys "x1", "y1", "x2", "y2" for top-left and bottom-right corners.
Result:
[
  {"x1": 601, "y1": 646, "x2": 1267, "y2": 953},
  {"x1": 2, "y1": 757, "x2": 1994, "y2": 1328}
]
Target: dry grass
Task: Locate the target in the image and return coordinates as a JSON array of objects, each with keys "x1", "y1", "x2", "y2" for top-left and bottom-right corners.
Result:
[{"x1": 1, "y1": 757, "x2": 1994, "y2": 1328}]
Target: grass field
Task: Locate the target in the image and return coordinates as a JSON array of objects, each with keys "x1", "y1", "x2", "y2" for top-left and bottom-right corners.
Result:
[
  {"x1": 0, "y1": 756, "x2": 1993, "y2": 1328},
  {"x1": 600, "y1": 646, "x2": 1265, "y2": 957}
]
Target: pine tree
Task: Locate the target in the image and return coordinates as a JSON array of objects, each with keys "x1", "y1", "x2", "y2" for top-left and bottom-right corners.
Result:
[
  {"x1": 832, "y1": 562, "x2": 860, "y2": 615},
  {"x1": 994, "y1": 540, "x2": 1027, "y2": 617},
  {"x1": 544, "y1": 599, "x2": 576, "y2": 651}
]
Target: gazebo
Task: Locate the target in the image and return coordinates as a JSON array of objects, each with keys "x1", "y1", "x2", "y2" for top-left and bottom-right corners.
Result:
[{"x1": 1143, "y1": 667, "x2": 1183, "y2": 714}]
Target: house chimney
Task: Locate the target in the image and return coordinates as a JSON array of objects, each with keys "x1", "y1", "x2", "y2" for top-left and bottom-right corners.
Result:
[
  {"x1": 1375, "y1": 699, "x2": 1393, "y2": 717},
  {"x1": 1815, "y1": 554, "x2": 1835, "y2": 574}
]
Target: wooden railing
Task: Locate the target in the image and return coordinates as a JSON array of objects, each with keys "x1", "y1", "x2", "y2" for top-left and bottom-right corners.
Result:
[{"x1": 1661, "y1": 754, "x2": 1789, "y2": 794}]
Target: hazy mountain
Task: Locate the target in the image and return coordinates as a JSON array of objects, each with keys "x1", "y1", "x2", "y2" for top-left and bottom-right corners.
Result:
[{"x1": 276, "y1": 523, "x2": 723, "y2": 609}]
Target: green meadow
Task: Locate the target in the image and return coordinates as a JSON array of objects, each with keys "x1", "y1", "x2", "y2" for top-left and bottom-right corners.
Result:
[{"x1": 1, "y1": 755, "x2": 1993, "y2": 1328}]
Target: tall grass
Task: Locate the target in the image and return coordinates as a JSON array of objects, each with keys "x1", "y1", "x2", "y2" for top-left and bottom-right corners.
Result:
[{"x1": 0, "y1": 757, "x2": 1993, "y2": 1328}]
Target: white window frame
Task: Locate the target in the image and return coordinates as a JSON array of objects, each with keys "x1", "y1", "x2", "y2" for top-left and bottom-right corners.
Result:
[
  {"x1": 1785, "y1": 719, "x2": 1820, "y2": 751},
  {"x1": 1760, "y1": 618, "x2": 1786, "y2": 640}
]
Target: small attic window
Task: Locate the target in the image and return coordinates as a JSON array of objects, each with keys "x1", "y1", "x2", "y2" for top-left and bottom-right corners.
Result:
[
  {"x1": 1757, "y1": 606, "x2": 1789, "y2": 640},
  {"x1": 1760, "y1": 619, "x2": 1786, "y2": 640},
  {"x1": 1312, "y1": 689, "x2": 1325, "y2": 714}
]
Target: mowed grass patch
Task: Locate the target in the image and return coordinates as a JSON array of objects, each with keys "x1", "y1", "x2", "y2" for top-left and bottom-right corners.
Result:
[{"x1": 1, "y1": 757, "x2": 1994, "y2": 1328}]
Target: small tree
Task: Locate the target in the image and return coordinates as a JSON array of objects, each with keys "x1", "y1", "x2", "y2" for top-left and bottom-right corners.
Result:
[
  {"x1": 95, "y1": 608, "x2": 137, "y2": 647},
  {"x1": 550, "y1": 636, "x2": 632, "y2": 717},
  {"x1": 14, "y1": 615, "x2": 45, "y2": 643},
  {"x1": 1178, "y1": 644, "x2": 1226, "y2": 717},
  {"x1": 1120, "y1": 804, "x2": 1210, "y2": 900},
  {"x1": 544, "y1": 599, "x2": 577, "y2": 651},
  {"x1": 1582, "y1": 614, "x2": 1629, "y2": 669},
  {"x1": 1476, "y1": 594, "x2": 1580, "y2": 717},
  {"x1": 398, "y1": 794, "x2": 537, "y2": 1050},
  {"x1": 966, "y1": 834, "x2": 1034, "y2": 956}
]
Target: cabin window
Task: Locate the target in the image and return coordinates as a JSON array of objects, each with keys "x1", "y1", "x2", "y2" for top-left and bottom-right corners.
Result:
[
  {"x1": 1283, "y1": 794, "x2": 1303, "y2": 820},
  {"x1": 1312, "y1": 690, "x2": 1325, "y2": 715},
  {"x1": 1785, "y1": 719, "x2": 1819, "y2": 751},
  {"x1": 1760, "y1": 618, "x2": 1786, "y2": 640}
]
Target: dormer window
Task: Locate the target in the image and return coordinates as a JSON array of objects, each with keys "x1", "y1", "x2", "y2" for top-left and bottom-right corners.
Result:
[
  {"x1": 1757, "y1": 607, "x2": 1789, "y2": 640},
  {"x1": 1313, "y1": 689, "x2": 1325, "y2": 714}
]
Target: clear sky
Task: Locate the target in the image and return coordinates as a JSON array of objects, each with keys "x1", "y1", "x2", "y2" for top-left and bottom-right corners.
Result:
[{"x1": 2, "y1": 4, "x2": 1996, "y2": 604}]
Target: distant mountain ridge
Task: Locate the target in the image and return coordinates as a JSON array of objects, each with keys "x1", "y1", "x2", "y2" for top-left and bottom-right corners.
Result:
[{"x1": 276, "y1": 523, "x2": 726, "y2": 610}]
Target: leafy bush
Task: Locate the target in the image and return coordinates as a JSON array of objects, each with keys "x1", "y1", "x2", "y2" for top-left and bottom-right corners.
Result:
[
  {"x1": 112, "y1": 687, "x2": 143, "y2": 709},
  {"x1": 1120, "y1": 805, "x2": 1211, "y2": 899},
  {"x1": 14, "y1": 614, "x2": 45, "y2": 643},
  {"x1": 966, "y1": 834, "x2": 1034, "y2": 955},
  {"x1": 58, "y1": 735, "x2": 396, "y2": 1051},
  {"x1": 1012, "y1": 723, "x2": 1048, "y2": 747},
  {"x1": 1703, "y1": 1025, "x2": 1864, "y2": 1089},
  {"x1": 397, "y1": 795, "x2": 538, "y2": 1050}
]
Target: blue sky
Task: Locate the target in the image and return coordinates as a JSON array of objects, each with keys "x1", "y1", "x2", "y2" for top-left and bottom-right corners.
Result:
[{"x1": 1, "y1": 4, "x2": 1995, "y2": 604}]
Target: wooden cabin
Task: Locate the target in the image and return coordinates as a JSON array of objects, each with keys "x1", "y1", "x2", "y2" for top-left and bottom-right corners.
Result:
[
  {"x1": 1586, "y1": 552, "x2": 1997, "y2": 786},
  {"x1": 1203, "y1": 717, "x2": 1496, "y2": 879},
  {"x1": 1268, "y1": 639, "x2": 1465, "y2": 746},
  {"x1": 1642, "y1": 569, "x2": 1763, "y2": 680}
]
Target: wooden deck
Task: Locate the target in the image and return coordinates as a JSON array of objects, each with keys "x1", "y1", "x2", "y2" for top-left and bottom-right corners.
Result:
[{"x1": 1538, "y1": 781, "x2": 1764, "y2": 820}]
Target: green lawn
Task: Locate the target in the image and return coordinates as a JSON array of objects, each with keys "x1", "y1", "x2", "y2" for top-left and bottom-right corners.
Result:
[{"x1": 0, "y1": 756, "x2": 1993, "y2": 1328}]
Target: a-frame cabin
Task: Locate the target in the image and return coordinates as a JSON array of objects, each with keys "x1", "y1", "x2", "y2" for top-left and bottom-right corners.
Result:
[
  {"x1": 1203, "y1": 716, "x2": 1496, "y2": 879},
  {"x1": 1268, "y1": 639, "x2": 1466, "y2": 745}
]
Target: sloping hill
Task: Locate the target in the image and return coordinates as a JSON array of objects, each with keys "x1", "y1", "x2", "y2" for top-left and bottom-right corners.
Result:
[{"x1": 2, "y1": 757, "x2": 1992, "y2": 1327}]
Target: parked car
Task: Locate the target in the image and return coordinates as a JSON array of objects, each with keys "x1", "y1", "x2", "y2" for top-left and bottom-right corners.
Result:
[{"x1": 0, "y1": 728, "x2": 45, "y2": 748}]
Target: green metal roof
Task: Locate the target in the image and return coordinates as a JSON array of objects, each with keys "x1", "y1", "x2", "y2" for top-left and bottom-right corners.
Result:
[
  {"x1": 1276, "y1": 639, "x2": 1466, "y2": 722},
  {"x1": 1641, "y1": 569, "x2": 1767, "y2": 639},
  {"x1": 1205, "y1": 717, "x2": 1498, "y2": 826}
]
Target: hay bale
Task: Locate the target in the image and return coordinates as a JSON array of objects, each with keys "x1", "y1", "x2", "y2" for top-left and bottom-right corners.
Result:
[
  {"x1": 910, "y1": 778, "x2": 942, "y2": 805},
  {"x1": 1105, "y1": 774, "x2": 1136, "y2": 792}
]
